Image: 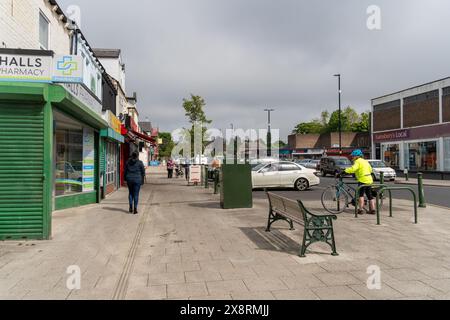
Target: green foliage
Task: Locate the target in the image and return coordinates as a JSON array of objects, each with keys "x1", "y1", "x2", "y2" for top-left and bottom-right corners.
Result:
[
  {"x1": 183, "y1": 94, "x2": 212, "y2": 125},
  {"x1": 158, "y1": 132, "x2": 175, "y2": 159},
  {"x1": 182, "y1": 94, "x2": 212, "y2": 156},
  {"x1": 274, "y1": 140, "x2": 287, "y2": 148},
  {"x1": 293, "y1": 120, "x2": 325, "y2": 134},
  {"x1": 293, "y1": 107, "x2": 370, "y2": 134},
  {"x1": 353, "y1": 112, "x2": 370, "y2": 132},
  {"x1": 320, "y1": 111, "x2": 330, "y2": 126}
]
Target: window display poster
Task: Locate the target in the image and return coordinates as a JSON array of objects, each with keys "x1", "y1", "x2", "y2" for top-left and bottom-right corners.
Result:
[{"x1": 83, "y1": 128, "x2": 95, "y2": 192}]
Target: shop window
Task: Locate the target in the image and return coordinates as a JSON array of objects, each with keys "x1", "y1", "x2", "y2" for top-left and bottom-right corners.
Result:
[
  {"x1": 405, "y1": 141, "x2": 437, "y2": 171},
  {"x1": 55, "y1": 123, "x2": 83, "y2": 196},
  {"x1": 54, "y1": 111, "x2": 95, "y2": 196},
  {"x1": 381, "y1": 144, "x2": 400, "y2": 169},
  {"x1": 444, "y1": 138, "x2": 450, "y2": 171}
]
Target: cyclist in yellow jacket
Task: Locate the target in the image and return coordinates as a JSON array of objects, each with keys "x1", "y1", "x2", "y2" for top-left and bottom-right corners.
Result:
[{"x1": 344, "y1": 149, "x2": 376, "y2": 215}]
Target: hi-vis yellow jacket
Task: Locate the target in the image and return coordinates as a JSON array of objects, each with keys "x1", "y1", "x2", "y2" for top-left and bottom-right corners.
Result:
[{"x1": 345, "y1": 158, "x2": 373, "y2": 185}]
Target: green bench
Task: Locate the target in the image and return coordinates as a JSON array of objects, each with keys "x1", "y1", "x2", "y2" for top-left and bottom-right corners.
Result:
[{"x1": 266, "y1": 191, "x2": 339, "y2": 257}]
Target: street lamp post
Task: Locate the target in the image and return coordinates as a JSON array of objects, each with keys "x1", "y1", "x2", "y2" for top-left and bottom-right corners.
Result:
[
  {"x1": 264, "y1": 109, "x2": 275, "y2": 157},
  {"x1": 334, "y1": 74, "x2": 342, "y2": 155}
]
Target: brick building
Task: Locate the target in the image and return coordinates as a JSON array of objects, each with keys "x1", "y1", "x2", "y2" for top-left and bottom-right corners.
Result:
[
  {"x1": 0, "y1": 0, "x2": 72, "y2": 53},
  {"x1": 287, "y1": 132, "x2": 371, "y2": 159},
  {"x1": 372, "y1": 77, "x2": 450, "y2": 173}
]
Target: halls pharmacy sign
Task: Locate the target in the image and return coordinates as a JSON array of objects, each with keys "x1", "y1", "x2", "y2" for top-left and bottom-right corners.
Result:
[
  {"x1": 0, "y1": 51, "x2": 83, "y2": 83},
  {"x1": 0, "y1": 54, "x2": 52, "y2": 82}
]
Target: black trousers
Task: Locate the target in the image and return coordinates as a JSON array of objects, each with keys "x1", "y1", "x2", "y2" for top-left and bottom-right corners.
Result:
[
  {"x1": 168, "y1": 169, "x2": 173, "y2": 178},
  {"x1": 358, "y1": 184, "x2": 375, "y2": 200}
]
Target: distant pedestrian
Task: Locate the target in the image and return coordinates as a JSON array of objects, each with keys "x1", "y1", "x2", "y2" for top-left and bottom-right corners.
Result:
[
  {"x1": 124, "y1": 152, "x2": 145, "y2": 214},
  {"x1": 184, "y1": 158, "x2": 191, "y2": 181},
  {"x1": 167, "y1": 158, "x2": 175, "y2": 179},
  {"x1": 211, "y1": 157, "x2": 221, "y2": 169}
]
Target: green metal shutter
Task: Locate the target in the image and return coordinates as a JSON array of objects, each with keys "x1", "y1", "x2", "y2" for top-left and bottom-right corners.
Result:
[
  {"x1": 0, "y1": 104, "x2": 45, "y2": 240},
  {"x1": 100, "y1": 138, "x2": 106, "y2": 174}
]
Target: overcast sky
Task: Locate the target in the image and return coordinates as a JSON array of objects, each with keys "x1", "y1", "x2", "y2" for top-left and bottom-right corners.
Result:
[{"x1": 58, "y1": 0, "x2": 450, "y2": 140}]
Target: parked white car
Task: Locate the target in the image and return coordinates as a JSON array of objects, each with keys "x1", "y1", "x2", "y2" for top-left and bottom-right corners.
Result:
[
  {"x1": 249, "y1": 157, "x2": 279, "y2": 168},
  {"x1": 368, "y1": 160, "x2": 397, "y2": 181},
  {"x1": 252, "y1": 161, "x2": 320, "y2": 191}
]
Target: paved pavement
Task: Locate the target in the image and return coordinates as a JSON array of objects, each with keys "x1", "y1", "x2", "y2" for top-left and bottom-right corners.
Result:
[{"x1": 1, "y1": 167, "x2": 450, "y2": 300}]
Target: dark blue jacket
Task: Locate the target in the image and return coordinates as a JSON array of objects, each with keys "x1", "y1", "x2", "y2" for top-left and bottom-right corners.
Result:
[{"x1": 124, "y1": 159, "x2": 145, "y2": 184}]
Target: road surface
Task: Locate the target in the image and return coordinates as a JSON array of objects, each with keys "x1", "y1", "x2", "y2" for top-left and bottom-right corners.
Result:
[{"x1": 253, "y1": 176, "x2": 450, "y2": 209}]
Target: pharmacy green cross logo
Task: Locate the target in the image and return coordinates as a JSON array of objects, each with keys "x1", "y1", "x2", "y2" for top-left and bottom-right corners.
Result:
[{"x1": 56, "y1": 56, "x2": 78, "y2": 76}]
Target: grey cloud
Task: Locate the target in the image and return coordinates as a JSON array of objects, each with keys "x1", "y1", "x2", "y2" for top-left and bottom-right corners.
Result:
[{"x1": 57, "y1": 0, "x2": 450, "y2": 139}]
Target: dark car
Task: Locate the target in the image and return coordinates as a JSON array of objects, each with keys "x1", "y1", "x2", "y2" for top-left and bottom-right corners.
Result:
[{"x1": 319, "y1": 156, "x2": 352, "y2": 177}]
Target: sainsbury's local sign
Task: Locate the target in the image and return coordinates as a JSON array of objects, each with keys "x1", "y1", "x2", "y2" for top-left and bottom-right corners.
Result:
[{"x1": 0, "y1": 51, "x2": 83, "y2": 83}]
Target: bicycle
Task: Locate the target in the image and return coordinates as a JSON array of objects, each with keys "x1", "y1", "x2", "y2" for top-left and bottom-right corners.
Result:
[
  {"x1": 321, "y1": 174, "x2": 385, "y2": 214},
  {"x1": 175, "y1": 165, "x2": 184, "y2": 178}
]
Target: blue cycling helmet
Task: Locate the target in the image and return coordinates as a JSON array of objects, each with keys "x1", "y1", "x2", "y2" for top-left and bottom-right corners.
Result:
[{"x1": 351, "y1": 149, "x2": 363, "y2": 157}]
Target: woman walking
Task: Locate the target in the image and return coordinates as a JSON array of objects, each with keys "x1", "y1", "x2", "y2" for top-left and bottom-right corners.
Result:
[
  {"x1": 124, "y1": 152, "x2": 145, "y2": 214},
  {"x1": 167, "y1": 158, "x2": 175, "y2": 179}
]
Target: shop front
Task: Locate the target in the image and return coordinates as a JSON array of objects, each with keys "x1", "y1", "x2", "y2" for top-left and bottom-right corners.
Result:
[
  {"x1": 374, "y1": 125, "x2": 450, "y2": 173},
  {"x1": 100, "y1": 111, "x2": 124, "y2": 198},
  {"x1": 0, "y1": 82, "x2": 107, "y2": 240}
]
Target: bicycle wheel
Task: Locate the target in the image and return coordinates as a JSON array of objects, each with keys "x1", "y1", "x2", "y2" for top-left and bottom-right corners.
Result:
[{"x1": 321, "y1": 185, "x2": 349, "y2": 214}]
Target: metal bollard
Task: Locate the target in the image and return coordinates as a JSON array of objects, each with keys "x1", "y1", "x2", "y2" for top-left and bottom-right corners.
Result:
[
  {"x1": 404, "y1": 169, "x2": 409, "y2": 181},
  {"x1": 417, "y1": 172, "x2": 426, "y2": 208},
  {"x1": 380, "y1": 172, "x2": 385, "y2": 185}
]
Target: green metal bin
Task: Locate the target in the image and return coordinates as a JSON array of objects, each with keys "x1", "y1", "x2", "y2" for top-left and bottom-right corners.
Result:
[{"x1": 220, "y1": 164, "x2": 253, "y2": 209}]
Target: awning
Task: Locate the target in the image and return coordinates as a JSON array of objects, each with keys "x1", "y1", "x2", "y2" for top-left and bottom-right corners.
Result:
[
  {"x1": 100, "y1": 128, "x2": 125, "y2": 144},
  {"x1": 131, "y1": 130, "x2": 156, "y2": 145}
]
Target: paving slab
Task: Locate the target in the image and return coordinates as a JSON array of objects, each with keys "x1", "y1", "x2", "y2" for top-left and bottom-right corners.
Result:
[
  {"x1": 311, "y1": 286, "x2": 365, "y2": 300},
  {"x1": 167, "y1": 282, "x2": 209, "y2": 299},
  {"x1": 2, "y1": 167, "x2": 450, "y2": 300},
  {"x1": 205, "y1": 280, "x2": 249, "y2": 295},
  {"x1": 125, "y1": 285, "x2": 167, "y2": 300},
  {"x1": 271, "y1": 288, "x2": 319, "y2": 300}
]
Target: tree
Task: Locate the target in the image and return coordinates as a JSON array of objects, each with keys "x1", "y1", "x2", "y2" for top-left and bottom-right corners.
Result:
[
  {"x1": 327, "y1": 106, "x2": 360, "y2": 132},
  {"x1": 182, "y1": 94, "x2": 212, "y2": 156},
  {"x1": 353, "y1": 112, "x2": 370, "y2": 132},
  {"x1": 293, "y1": 107, "x2": 370, "y2": 134},
  {"x1": 320, "y1": 111, "x2": 330, "y2": 127},
  {"x1": 293, "y1": 120, "x2": 325, "y2": 134},
  {"x1": 274, "y1": 140, "x2": 287, "y2": 148},
  {"x1": 344, "y1": 107, "x2": 360, "y2": 130},
  {"x1": 183, "y1": 94, "x2": 212, "y2": 124},
  {"x1": 158, "y1": 132, "x2": 175, "y2": 159}
]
